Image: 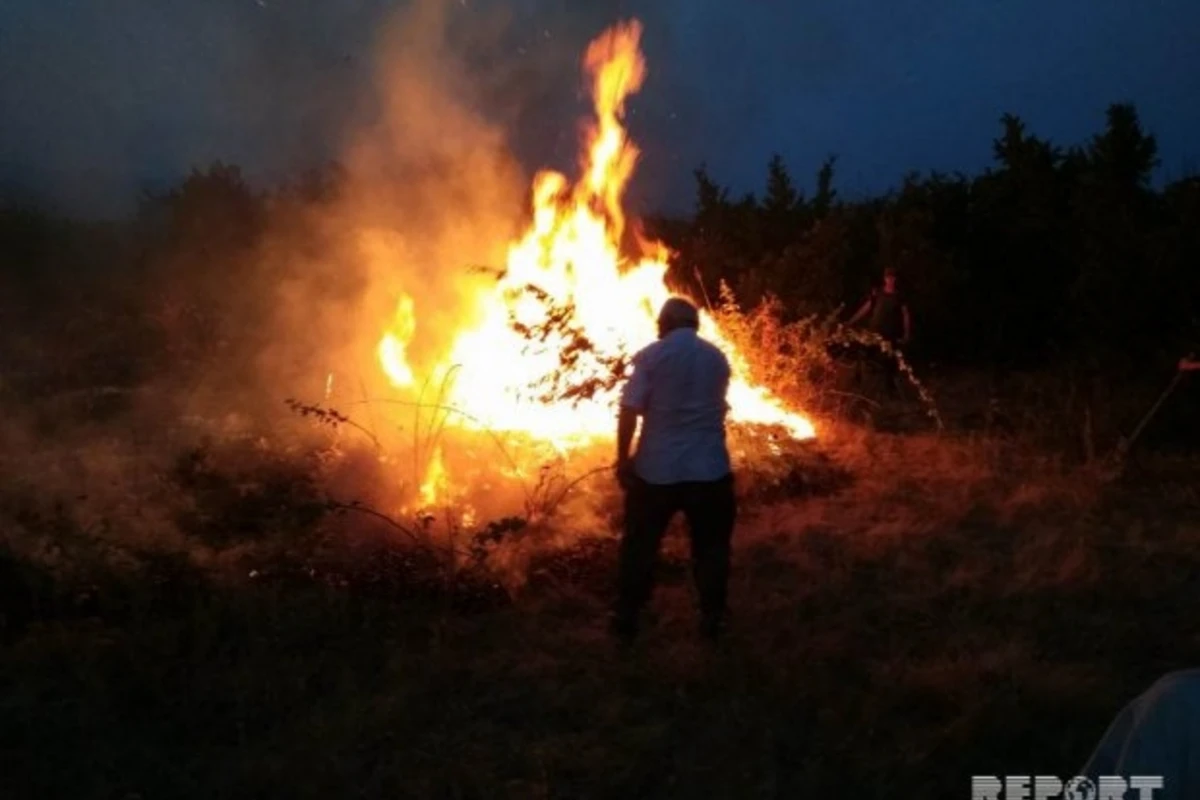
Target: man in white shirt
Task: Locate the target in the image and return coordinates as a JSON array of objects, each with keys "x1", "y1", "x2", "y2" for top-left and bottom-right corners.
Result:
[{"x1": 612, "y1": 297, "x2": 737, "y2": 643}]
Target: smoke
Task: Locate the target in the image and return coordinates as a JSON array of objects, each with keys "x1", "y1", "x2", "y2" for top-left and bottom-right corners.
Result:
[
  {"x1": 0, "y1": 0, "x2": 617, "y2": 573},
  {"x1": 0, "y1": 0, "x2": 840, "y2": 585},
  {"x1": 0, "y1": 1, "x2": 844, "y2": 589},
  {"x1": 0, "y1": 0, "x2": 645, "y2": 217},
  {"x1": 0, "y1": 0, "x2": 842, "y2": 218}
]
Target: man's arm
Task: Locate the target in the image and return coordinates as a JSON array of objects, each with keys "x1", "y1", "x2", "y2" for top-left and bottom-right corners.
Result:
[
  {"x1": 617, "y1": 405, "x2": 639, "y2": 466},
  {"x1": 616, "y1": 350, "x2": 651, "y2": 488},
  {"x1": 1179, "y1": 354, "x2": 1200, "y2": 372},
  {"x1": 847, "y1": 296, "x2": 872, "y2": 326},
  {"x1": 901, "y1": 304, "x2": 912, "y2": 343}
]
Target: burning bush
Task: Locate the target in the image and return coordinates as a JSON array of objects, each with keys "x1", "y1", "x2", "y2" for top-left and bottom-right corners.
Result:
[{"x1": 359, "y1": 19, "x2": 816, "y2": 520}]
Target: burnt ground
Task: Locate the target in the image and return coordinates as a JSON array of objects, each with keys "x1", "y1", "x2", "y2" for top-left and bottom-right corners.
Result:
[{"x1": 3, "y1": 393, "x2": 1200, "y2": 799}]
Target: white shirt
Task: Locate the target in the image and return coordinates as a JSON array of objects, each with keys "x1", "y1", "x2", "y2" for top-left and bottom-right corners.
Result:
[{"x1": 620, "y1": 327, "x2": 732, "y2": 485}]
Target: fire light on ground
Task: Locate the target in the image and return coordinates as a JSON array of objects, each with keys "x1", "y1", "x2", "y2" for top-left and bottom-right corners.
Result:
[{"x1": 377, "y1": 19, "x2": 814, "y2": 479}]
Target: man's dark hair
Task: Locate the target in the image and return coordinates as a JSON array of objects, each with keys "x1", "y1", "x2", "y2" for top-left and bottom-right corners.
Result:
[{"x1": 659, "y1": 297, "x2": 700, "y2": 330}]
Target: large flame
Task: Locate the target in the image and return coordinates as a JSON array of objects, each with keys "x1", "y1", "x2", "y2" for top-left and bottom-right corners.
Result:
[{"x1": 377, "y1": 20, "x2": 814, "y2": 459}]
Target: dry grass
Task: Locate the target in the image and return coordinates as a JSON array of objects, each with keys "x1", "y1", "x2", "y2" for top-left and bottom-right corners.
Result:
[
  {"x1": 0, "y1": 282, "x2": 1194, "y2": 796},
  {"x1": 4, "y1": 388, "x2": 1200, "y2": 798}
]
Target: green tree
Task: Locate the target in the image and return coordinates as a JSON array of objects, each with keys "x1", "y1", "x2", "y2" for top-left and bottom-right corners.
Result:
[
  {"x1": 965, "y1": 113, "x2": 1072, "y2": 364},
  {"x1": 1065, "y1": 103, "x2": 1163, "y2": 364},
  {"x1": 762, "y1": 154, "x2": 802, "y2": 252},
  {"x1": 812, "y1": 156, "x2": 838, "y2": 220}
]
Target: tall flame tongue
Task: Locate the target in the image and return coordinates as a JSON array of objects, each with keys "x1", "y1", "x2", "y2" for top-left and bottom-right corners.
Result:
[{"x1": 378, "y1": 19, "x2": 815, "y2": 452}]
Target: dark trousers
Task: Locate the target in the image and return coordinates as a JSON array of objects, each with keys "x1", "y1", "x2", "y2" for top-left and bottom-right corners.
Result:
[
  {"x1": 853, "y1": 339, "x2": 901, "y2": 395},
  {"x1": 616, "y1": 474, "x2": 737, "y2": 625},
  {"x1": 876, "y1": 346, "x2": 901, "y2": 395}
]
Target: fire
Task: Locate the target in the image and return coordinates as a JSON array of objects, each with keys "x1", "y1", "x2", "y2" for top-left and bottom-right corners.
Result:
[
  {"x1": 418, "y1": 446, "x2": 446, "y2": 507},
  {"x1": 378, "y1": 19, "x2": 815, "y2": 470},
  {"x1": 378, "y1": 294, "x2": 416, "y2": 389}
]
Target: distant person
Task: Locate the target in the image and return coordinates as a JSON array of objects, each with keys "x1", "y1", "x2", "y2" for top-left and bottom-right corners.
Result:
[
  {"x1": 847, "y1": 266, "x2": 912, "y2": 393},
  {"x1": 612, "y1": 297, "x2": 737, "y2": 644}
]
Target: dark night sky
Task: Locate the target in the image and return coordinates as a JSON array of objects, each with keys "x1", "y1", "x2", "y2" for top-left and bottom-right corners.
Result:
[{"x1": 2, "y1": 0, "x2": 1198, "y2": 218}]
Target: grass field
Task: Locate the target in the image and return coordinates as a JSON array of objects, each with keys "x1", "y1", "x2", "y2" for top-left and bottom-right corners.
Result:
[{"x1": 3, "y1": 379, "x2": 1200, "y2": 799}]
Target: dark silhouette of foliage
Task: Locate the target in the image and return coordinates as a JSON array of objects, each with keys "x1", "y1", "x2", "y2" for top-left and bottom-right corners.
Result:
[
  {"x1": 3, "y1": 101, "x2": 1198, "y2": 403},
  {"x1": 812, "y1": 155, "x2": 838, "y2": 219},
  {"x1": 654, "y1": 101, "x2": 1197, "y2": 376}
]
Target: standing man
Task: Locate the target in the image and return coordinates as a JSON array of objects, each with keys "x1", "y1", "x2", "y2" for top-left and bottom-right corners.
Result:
[
  {"x1": 613, "y1": 297, "x2": 737, "y2": 644},
  {"x1": 847, "y1": 266, "x2": 912, "y2": 393}
]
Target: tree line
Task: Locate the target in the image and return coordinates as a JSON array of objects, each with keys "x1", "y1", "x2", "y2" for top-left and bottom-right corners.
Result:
[
  {"x1": 650, "y1": 103, "x2": 1200, "y2": 375},
  {"x1": 2, "y1": 102, "x2": 1198, "y2": 389}
]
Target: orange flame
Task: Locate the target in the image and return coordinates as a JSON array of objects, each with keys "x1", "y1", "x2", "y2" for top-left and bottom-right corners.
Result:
[
  {"x1": 418, "y1": 445, "x2": 446, "y2": 507},
  {"x1": 379, "y1": 19, "x2": 815, "y2": 462},
  {"x1": 378, "y1": 294, "x2": 416, "y2": 389}
]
